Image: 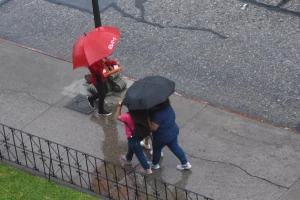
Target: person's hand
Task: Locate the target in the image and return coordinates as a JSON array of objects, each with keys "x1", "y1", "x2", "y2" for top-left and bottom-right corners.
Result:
[
  {"x1": 115, "y1": 59, "x2": 120, "y2": 66},
  {"x1": 118, "y1": 100, "x2": 123, "y2": 106}
]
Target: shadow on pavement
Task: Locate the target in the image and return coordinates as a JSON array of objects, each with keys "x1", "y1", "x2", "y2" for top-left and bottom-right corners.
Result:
[{"x1": 241, "y1": 0, "x2": 300, "y2": 17}]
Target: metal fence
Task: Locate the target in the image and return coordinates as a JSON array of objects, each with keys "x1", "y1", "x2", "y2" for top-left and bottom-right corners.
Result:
[{"x1": 0, "y1": 123, "x2": 213, "y2": 200}]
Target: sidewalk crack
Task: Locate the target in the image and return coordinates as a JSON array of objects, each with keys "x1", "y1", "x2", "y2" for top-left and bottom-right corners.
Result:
[
  {"x1": 185, "y1": 152, "x2": 289, "y2": 189},
  {"x1": 20, "y1": 95, "x2": 65, "y2": 131}
]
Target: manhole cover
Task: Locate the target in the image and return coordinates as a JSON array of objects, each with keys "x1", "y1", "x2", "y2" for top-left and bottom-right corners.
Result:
[{"x1": 64, "y1": 94, "x2": 95, "y2": 115}]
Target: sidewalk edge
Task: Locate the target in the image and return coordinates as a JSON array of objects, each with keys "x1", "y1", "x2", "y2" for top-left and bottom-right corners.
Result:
[{"x1": 1, "y1": 37, "x2": 299, "y2": 135}]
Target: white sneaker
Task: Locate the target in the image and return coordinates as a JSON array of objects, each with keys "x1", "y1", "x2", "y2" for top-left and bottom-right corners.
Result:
[
  {"x1": 140, "y1": 141, "x2": 151, "y2": 150},
  {"x1": 150, "y1": 150, "x2": 163, "y2": 157},
  {"x1": 176, "y1": 162, "x2": 192, "y2": 170},
  {"x1": 148, "y1": 161, "x2": 160, "y2": 170}
]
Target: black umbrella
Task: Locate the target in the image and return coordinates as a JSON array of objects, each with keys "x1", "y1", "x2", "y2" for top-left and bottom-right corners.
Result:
[{"x1": 122, "y1": 76, "x2": 175, "y2": 110}]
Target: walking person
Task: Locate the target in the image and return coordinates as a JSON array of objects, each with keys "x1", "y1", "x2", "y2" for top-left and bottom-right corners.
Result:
[
  {"x1": 149, "y1": 98, "x2": 192, "y2": 170},
  {"x1": 140, "y1": 133, "x2": 163, "y2": 157},
  {"x1": 87, "y1": 58, "x2": 119, "y2": 116},
  {"x1": 140, "y1": 137, "x2": 151, "y2": 150},
  {"x1": 116, "y1": 101, "x2": 153, "y2": 174}
]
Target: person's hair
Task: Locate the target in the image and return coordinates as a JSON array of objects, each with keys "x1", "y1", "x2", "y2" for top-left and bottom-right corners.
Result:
[
  {"x1": 128, "y1": 109, "x2": 151, "y2": 137},
  {"x1": 151, "y1": 98, "x2": 170, "y2": 112}
]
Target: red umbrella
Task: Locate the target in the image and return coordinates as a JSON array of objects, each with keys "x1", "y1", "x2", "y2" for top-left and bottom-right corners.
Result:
[{"x1": 72, "y1": 26, "x2": 121, "y2": 69}]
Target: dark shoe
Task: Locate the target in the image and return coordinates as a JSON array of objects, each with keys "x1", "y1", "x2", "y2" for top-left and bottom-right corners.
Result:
[
  {"x1": 120, "y1": 155, "x2": 132, "y2": 165},
  {"x1": 86, "y1": 97, "x2": 95, "y2": 108},
  {"x1": 98, "y1": 110, "x2": 112, "y2": 116}
]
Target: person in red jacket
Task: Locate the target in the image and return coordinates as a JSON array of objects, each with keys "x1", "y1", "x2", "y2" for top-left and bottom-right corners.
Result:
[{"x1": 87, "y1": 58, "x2": 118, "y2": 116}]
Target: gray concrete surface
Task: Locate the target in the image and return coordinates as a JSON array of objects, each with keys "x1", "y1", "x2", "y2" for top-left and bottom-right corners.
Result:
[
  {"x1": 279, "y1": 178, "x2": 300, "y2": 200},
  {"x1": 0, "y1": 0, "x2": 299, "y2": 130},
  {"x1": 180, "y1": 106, "x2": 300, "y2": 188},
  {"x1": 1, "y1": 40, "x2": 300, "y2": 199}
]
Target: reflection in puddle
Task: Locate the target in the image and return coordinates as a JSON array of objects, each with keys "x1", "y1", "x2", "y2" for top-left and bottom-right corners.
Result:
[
  {"x1": 90, "y1": 161, "x2": 137, "y2": 199},
  {"x1": 88, "y1": 106, "x2": 194, "y2": 199},
  {"x1": 172, "y1": 170, "x2": 193, "y2": 199},
  {"x1": 90, "y1": 105, "x2": 133, "y2": 198},
  {"x1": 90, "y1": 105, "x2": 128, "y2": 162},
  {"x1": 90, "y1": 168, "x2": 193, "y2": 200}
]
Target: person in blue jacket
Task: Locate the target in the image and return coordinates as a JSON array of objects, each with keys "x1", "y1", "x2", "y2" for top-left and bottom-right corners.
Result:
[{"x1": 148, "y1": 98, "x2": 192, "y2": 170}]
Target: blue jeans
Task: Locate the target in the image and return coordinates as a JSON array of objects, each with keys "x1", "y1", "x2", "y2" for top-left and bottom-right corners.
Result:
[
  {"x1": 126, "y1": 136, "x2": 150, "y2": 169},
  {"x1": 152, "y1": 136, "x2": 187, "y2": 165}
]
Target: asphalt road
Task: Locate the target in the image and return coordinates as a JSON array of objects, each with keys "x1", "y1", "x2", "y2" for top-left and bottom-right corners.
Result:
[{"x1": 0, "y1": 0, "x2": 299, "y2": 129}]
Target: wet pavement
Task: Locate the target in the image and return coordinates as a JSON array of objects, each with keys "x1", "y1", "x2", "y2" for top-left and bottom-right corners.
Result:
[
  {"x1": 1, "y1": 0, "x2": 300, "y2": 129},
  {"x1": 1, "y1": 40, "x2": 300, "y2": 199}
]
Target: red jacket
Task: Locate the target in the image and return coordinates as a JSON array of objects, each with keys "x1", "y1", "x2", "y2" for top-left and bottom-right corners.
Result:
[{"x1": 88, "y1": 59, "x2": 118, "y2": 86}]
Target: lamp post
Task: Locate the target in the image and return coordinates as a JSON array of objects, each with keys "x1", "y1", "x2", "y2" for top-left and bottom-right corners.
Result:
[{"x1": 92, "y1": 0, "x2": 102, "y2": 27}]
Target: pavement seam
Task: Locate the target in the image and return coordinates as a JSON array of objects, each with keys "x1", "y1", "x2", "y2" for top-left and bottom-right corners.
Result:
[
  {"x1": 111, "y1": 3, "x2": 228, "y2": 39},
  {"x1": 276, "y1": 177, "x2": 300, "y2": 200},
  {"x1": 179, "y1": 105, "x2": 208, "y2": 129},
  {"x1": 185, "y1": 152, "x2": 289, "y2": 189},
  {"x1": 0, "y1": 89, "x2": 53, "y2": 106},
  {"x1": 20, "y1": 95, "x2": 65, "y2": 131}
]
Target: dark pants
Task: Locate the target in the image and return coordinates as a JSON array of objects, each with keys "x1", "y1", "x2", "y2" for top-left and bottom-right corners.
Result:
[
  {"x1": 126, "y1": 136, "x2": 150, "y2": 170},
  {"x1": 88, "y1": 81, "x2": 108, "y2": 112},
  {"x1": 152, "y1": 136, "x2": 187, "y2": 165}
]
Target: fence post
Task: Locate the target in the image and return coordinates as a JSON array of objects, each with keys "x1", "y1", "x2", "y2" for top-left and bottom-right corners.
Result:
[
  {"x1": 11, "y1": 128, "x2": 20, "y2": 164},
  {"x1": 49, "y1": 158, "x2": 52, "y2": 182},
  {"x1": 0, "y1": 148, "x2": 2, "y2": 161}
]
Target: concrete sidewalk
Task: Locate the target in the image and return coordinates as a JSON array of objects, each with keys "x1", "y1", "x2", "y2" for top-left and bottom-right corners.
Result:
[{"x1": 1, "y1": 40, "x2": 300, "y2": 200}]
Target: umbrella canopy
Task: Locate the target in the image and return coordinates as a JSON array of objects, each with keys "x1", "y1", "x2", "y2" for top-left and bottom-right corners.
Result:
[
  {"x1": 123, "y1": 76, "x2": 175, "y2": 110},
  {"x1": 72, "y1": 26, "x2": 121, "y2": 69}
]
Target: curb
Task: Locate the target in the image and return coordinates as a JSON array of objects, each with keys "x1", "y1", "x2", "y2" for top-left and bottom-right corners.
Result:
[
  {"x1": 1, "y1": 37, "x2": 299, "y2": 135},
  {"x1": 0, "y1": 38, "x2": 72, "y2": 63}
]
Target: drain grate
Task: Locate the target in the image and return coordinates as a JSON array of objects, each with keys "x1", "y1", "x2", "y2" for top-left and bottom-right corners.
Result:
[{"x1": 64, "y1": 94, "x2": 95, "y2": 115}]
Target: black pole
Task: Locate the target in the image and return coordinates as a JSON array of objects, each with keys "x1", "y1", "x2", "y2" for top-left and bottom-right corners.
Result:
[{"x1": 92, "y1": 0, "x2": 102, "y2": 27}]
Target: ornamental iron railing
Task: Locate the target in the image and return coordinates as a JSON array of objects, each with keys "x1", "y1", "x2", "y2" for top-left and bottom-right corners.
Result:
[{"x1": 0, "y1": 123, "x2": 213, "y2": 200}]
